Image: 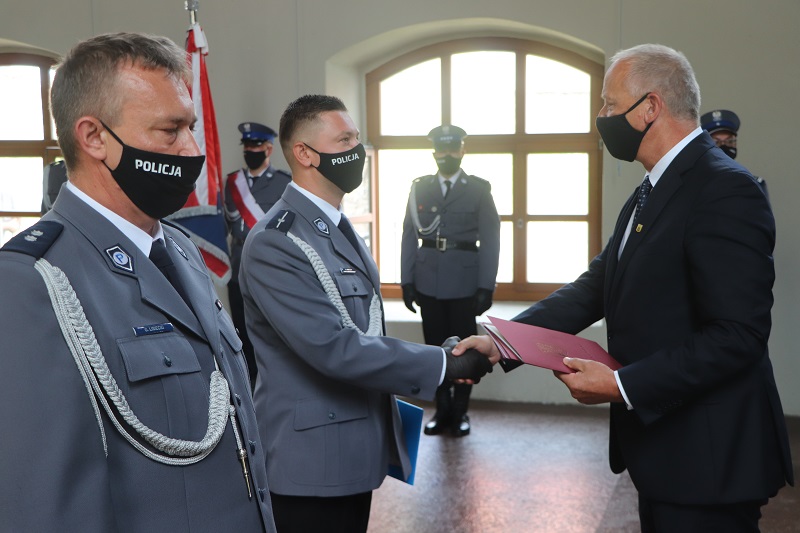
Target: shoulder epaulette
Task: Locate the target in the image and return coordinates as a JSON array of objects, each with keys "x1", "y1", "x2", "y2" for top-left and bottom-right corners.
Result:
[
  {"x1": 1, "y1": 220, "x2": 63, "y2": 259},
  {"x1": 266, "y1": 210, "x2": 295, "y2": 234},
  {"x1": 161, "y1": 219, "x2": 191, "y2": 239}
]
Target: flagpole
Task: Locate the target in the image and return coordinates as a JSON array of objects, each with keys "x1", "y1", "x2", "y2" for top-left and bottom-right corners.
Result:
[{"x1": 185, "y1": 0, "x2": 199, "y2": 25}]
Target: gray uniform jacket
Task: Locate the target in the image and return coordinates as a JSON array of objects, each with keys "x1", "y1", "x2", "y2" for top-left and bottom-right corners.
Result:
[
  {"x1": 400, "y1": 172, "x2": 501, "y2": 299},
  {"x1": 240, "y1": 185, "x2": 442, "y2": 497},
  {"x1": 225, "y1": 165, "x2": 291, "y2": 283},
  {"x1": 0, "y1": 187, "x2": 276, "y2": 533}
]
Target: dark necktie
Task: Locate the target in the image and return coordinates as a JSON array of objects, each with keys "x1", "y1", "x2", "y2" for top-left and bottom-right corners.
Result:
[
  {"x1": 150, "y1": 239, "x2": 192, "y2": 306},
  {"x1": 634, "y1": 175, "x2": 653, "y2": 221},
  {"x1": 337, "y1": 215, "x2": 362, "y2": 254},
  {"x1": 443, "y1": 179, "x2": 452, "y2": 198}
]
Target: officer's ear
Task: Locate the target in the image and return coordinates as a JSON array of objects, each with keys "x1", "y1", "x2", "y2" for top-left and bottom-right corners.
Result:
[
  {"x1": 265, "y1": 142, "x2": 274, "y2": 158},
  {"x1": 75, "y1": 117, "x2": 111, "y2": 163},
  {"x1": 293, "y1": 141, "x2": 316, "y2": 169}
]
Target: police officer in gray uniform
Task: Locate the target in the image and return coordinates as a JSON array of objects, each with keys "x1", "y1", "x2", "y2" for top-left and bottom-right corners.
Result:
[
  {"x1": 225, "y1": 122, "x2": 291, "y2": 387},
  {"x1": 400, "y1": 125, "x2": 501, "y2": 437},
  {"x1": 0, "y1": 33, "x2": 276, "y2": 533},
  {"x1": 701, "y1": 109, "x2": 768, "y2": 198},
  {"x1": 240, "y1": 95, "x2": 492, "y2": 533}
]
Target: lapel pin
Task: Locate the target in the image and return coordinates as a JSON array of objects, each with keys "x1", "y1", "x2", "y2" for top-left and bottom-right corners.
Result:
[{"x1": 635, "y1": 224, "x2": 643, "y2": 233}]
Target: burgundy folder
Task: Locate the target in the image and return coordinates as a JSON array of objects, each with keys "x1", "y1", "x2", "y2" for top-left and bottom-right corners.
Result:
[{"x1": 482, "y1": 316, "x2": 622, "y2": 374}]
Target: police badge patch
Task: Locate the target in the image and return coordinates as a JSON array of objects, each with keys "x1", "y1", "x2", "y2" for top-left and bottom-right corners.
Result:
[
  {"x1": 313, "y1": 217, "x2": 330, "y2": 235},
  {"x1": 106, "y1": 245, "x2": 134, "y2": 273}
]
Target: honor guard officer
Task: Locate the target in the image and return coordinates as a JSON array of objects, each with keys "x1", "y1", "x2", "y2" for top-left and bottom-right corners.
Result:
[
  {"x1": 225, "y1": 121, "x2": 291, "y2": 388},
  {"x1": 400, "y1": 124, "x2": 501, "y2": 437},
  {"x1": 239, "y1": 95, "x2": 493, "y2": 533},
  {"x1": 0, "y1": 33, "x2": 276, "y2": 532},
  {"x1": 701, "y1": 109, "x2": 768, "y2": 198}
]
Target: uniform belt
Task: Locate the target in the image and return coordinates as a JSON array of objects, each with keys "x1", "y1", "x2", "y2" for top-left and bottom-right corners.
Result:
[{"x1": 420, "y1": 238, "x2": 478, "y2": 252}]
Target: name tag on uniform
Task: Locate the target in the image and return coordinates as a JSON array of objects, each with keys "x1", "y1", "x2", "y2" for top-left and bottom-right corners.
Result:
[
  {"x1": 340, "y1": 268, "x2": 357, "y2": 275},
  {"x1": 133, "y1": 322, "x2": 175, "y2": 337}
]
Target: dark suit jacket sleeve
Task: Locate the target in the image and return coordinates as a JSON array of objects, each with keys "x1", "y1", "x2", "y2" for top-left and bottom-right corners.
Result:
[
  {"x1": 619, "y1": 170, "x2": 775, "y2": 425},
  {"x1": 243, "y1": 226, "x2": 442, "y2": 399},
  {"x1": 477, "y1": 180, "x2": 501, "y2": 291},
  {"x1": 0, "y1": 253, "x2": 116, "y2": 531}
]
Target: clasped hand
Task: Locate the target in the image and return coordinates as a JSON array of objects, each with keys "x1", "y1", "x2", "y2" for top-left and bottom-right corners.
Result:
[{"x1": 442, "y1": 336, "x2": 493, "y2": 383}]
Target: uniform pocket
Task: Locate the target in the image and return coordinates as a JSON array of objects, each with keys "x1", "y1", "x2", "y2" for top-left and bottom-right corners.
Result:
[{"x1": 118, "y1": 333, "x2": 201, "y2": 382}]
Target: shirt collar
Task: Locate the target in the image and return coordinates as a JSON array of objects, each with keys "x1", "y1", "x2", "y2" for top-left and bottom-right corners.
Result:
[
  {"x1": 438, "y1": 169, "x2": 462, "y2": 185},
  {"x1": 288, "y1": 181, "x2": 343, "y2": 225},
  {"x1": 647, "y1": 127, "x2": 702, "y2": 188},
  {"x1": 66, "y1": 181, "x2": 163, "y2": 256}
]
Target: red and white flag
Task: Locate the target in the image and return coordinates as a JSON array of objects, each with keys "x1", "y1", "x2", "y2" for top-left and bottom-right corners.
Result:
[{"x1": 167, "y1": 23, "x2": 231, "y2": 284}]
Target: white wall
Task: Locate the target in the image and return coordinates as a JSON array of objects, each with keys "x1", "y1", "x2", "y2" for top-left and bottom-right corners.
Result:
[{"x1": 2, "y1": 0, "x2": 798, "y2": 414}]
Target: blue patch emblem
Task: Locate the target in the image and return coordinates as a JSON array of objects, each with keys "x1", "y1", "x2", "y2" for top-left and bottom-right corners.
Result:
[
  {"x1": 313, "y1": 217, "x2": 330, "y2": 235},
  {"x1": 105, "y1": 245, "x2": 134, "y2": 273}
]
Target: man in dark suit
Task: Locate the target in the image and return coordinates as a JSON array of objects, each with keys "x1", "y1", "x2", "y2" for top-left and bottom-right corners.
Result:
[
  {"x1": 239, "y1": 95, "x2": 492, "y2": 533},
  {"x1": 225, "y1": 122, "x2": 291, "y2": 387},
  {"x1": 456, "y1": 44, "x2": 793, "y2": 532},
  {"x1": 400, "y1": 125, "x2": 500, "y2": 437},
  {"x1": 0, "y1": 32, "x2": 276, "y2": 532}
]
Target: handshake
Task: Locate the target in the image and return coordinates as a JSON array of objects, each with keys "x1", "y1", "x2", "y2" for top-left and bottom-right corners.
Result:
[{"x1": 442, "y1": 336, "x2": 494, "y2": 383}]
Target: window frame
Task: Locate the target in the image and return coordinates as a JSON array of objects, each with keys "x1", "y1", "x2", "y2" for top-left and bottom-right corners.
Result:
[
  {"x1": 0, "y1": 53, "x2": 61, "y2": 219},
  {"x1": 366, "y1": 37, "x2": 604, "y2": 302}
]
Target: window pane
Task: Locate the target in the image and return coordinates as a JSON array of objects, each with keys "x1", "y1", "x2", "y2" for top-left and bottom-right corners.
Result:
[
  {"x1": 50, "y1": 67, "x2": 57, "y2": 140},
  {"x1": 526, "y1": 55, "x2": 590, "y2": 134},
  {"x1": 462, "y1": 153, "x2": 512, "y2": 215},
  {"x1": 527, "y1": 221, "x2": 588, "y2": 283},
  {"x1": 0, "y1": 66, "x2": 44, "y2": 140},
  {"x1": 0, "y1": 157, "x2": 44, "y2": 212},
  {"x1": 380, "y1": 59, "x2": 441, "y2": 136},
  {"x1": 377, "y1": 149, "x2": 435, "y2": 283},
  {"x1": 496, "y1": 221, "x2": 513, "y2": 283},
  {"x1": 527, "y1": 153, "x2": 588, "y2": 215},
  {"x1": 451, "y1": 51, "x2": 515, "y2": 135},
  {"x1": 1, "y1": 216, "x2": 40, "y2": 246}
]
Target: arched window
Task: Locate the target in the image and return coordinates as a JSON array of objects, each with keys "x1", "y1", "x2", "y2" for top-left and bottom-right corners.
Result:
[
  {"x1": 366, "y1": 38, "x2": 604, "y2": 301},
  {"x1": 0, "y1": 53, "x2": 60, "y2": 245}
]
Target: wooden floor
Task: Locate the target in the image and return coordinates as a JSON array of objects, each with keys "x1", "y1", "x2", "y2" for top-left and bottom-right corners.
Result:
[{"x1": 368, "y1": 401, "x2": 800, "y2": 533}]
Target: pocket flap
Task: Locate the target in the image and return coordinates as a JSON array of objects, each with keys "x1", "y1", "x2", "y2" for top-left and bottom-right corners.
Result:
[
  {"x1": 118, "y1": 333, "x2": 201, "y2": 382},
  {"x1": 334, "y1": 274, "x2": 368, "y2": 297},
  {"x1": 293, "y1": 397, "x2": 368, "y2": 431}
]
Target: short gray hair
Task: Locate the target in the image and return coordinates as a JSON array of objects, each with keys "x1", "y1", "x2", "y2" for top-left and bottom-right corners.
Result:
[
  {"x1": 51, "y1": 32, "x2": 190, "y2": 170},
  {"x1": 610, "y1": 44, "x2": 701, "y2": 122}
]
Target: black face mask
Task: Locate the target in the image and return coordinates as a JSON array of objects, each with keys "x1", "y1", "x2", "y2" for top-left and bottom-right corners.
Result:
[
  {"x1": 101, "y1": 121, "x2": 205, "y2": 219},
  {"x1": 434, "y1": 154, "x2": 462, "y2": 176},
  {"x1": 719, "y1": 145, "x2": 738, "y2": 160},
  {"x1": 244, "y1": 149, "x2": 267, "y2": 170},
  {"x1": 595, "y1": 93, "x2": 652, "y2": 162},
  {"x1": 305, "y1": 142, "x2": 366, "y2": 194}
]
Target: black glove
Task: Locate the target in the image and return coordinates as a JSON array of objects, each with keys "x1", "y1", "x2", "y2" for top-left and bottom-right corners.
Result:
[
  {"x1": 402, "y1": 284, "x2": 417, "y2": 313},
  {"x1": 442, "y1": 336, "x2": 493, "y2": 383},
  {"x1": 474, "y1": 288, "x2": 493, "y2": 316}
]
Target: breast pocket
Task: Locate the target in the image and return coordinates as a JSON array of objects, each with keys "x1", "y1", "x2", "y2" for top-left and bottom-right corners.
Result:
[
  {"x1": 333, "y1": 272, "x2": 371, "y2": 327},
  {"x1": 118, "y1": 333, "x2": 201, "y2": 382}
]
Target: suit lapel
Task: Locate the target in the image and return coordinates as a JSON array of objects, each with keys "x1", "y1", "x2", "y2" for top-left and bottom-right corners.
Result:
[
  {"x1": 54, "y1": 188, "x2": 207, "y2": 340},
  {"x1": 607, "y1": 133, "x2": 715, "y2": 303}
]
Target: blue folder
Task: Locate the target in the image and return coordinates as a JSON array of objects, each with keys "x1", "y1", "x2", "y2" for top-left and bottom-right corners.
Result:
[{"x1": 387, "y1": 399, "x2": 423, "y2": 485}]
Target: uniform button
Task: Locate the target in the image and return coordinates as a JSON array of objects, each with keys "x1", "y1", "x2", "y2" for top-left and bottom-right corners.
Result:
[
  {"x1": 235, "y1": 394, "x2": 242, "y2": 406},
  {"x1": 352, "y1": 284, "x2": 358, "y2": 291},
  {"x1": 328, "y1": 411, "x2": 336, "y2": 420},
  {"x1": 249, "y1": 440, "x2": 256, "y2": 454},
  {"x1": 163, "y1": 354, "x2": 172, "y2": 367},
  {"x1": 411, "y1": 385, "x2": 420, "y2": 394}
]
